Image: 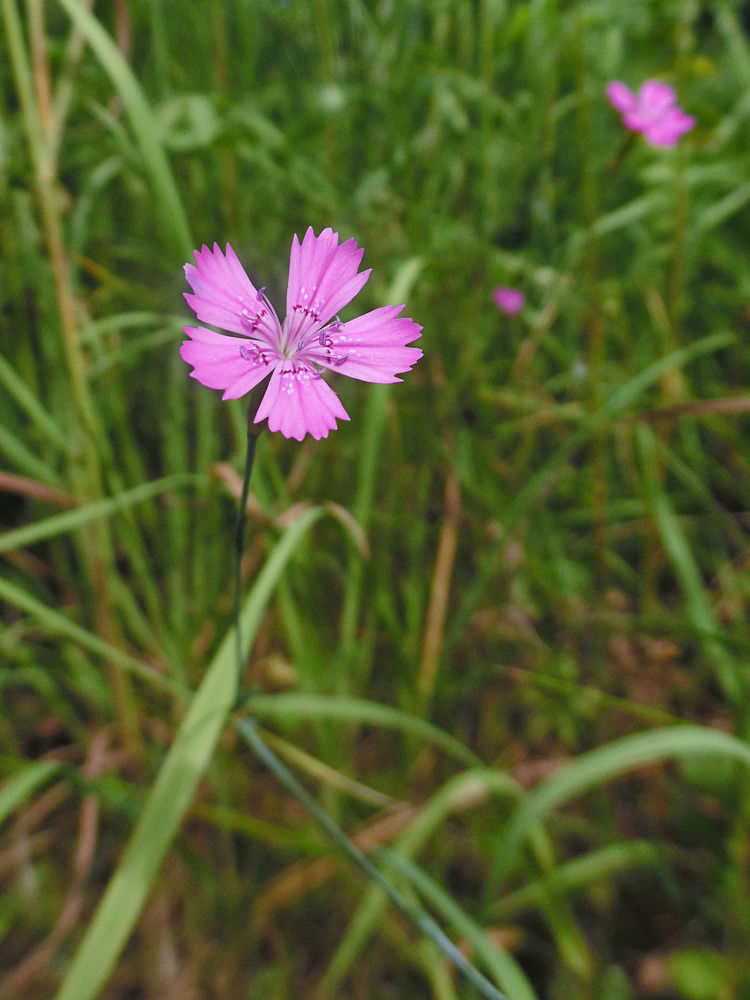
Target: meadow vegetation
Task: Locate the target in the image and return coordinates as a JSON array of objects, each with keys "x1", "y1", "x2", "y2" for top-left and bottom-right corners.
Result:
[{"x1": 2, "y1": 1, "x2": 750, "y2": 997}]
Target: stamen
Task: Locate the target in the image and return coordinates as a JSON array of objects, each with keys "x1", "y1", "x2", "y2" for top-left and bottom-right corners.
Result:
[
  {"x1": 239, "y1": 344, "x2": 270, "y2": 366},
  {"x1": 318, "y1": 316, "x2": 343, "y2": 346}
]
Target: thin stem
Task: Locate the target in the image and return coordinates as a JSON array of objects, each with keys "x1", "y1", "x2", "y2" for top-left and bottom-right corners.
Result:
[
  {"x1": 234, "y1": 716, "x2": 508, "y2": 1000},
  {"x1": 234, "y1": 430, "x2": 259, "y2": 690}
]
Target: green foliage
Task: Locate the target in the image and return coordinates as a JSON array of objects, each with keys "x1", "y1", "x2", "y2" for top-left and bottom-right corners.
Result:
[{"x1": 1, "y1": 0, "x2": 750, "y2": 997}]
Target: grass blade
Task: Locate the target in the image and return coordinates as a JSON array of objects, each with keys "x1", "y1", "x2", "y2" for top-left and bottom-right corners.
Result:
[
  {"x1": 54, "y1": 506, "x2": 326, "y2": 1000},
  {"x1": 322, "y1": 769, "x2": 523, "y2": 994},
  {"x1": 489, "y1": 725, "x2": 750, "y2": 893},
  {"x1": 636, "y1": 424, "x2": 739, "y2": 704},
  {"x1": 244, "y1": 692, "x2": 482, "y2": 768},
  {"x1": 54, "y1": 0, "x2": 192, "y2": 257},
  {"x1": 0, "y1": 759, "x2": 64, "y2": 830},
  {"x1": 0, "y1": 577, "x2": 183, "y2": 696},
  {"x1": 0, "y1": 474, "x2": 198, "y2": 556},
  {"x1": 380, "y1": 849, "x2": 538, "y2": 1000}
]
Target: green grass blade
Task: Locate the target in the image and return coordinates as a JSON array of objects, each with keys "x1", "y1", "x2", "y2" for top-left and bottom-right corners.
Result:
[
  {"x1": 601, "y1": 332, "x2": 735, "y2": 420},
  {"x1": 244, "y1": 692, "x2": 482, "y2": 768},
  {"x1": 0, "y1": 474, "x2": 198, "y2": 556},
  {"x1": 636, "y1": 424, "x2": 739, "y2": 704},
  {"x1": 322, "y1": 769, "x2": 523, "y2": 994},
  {"x1": 489, "y1": 726, "x2": 750, "y2": 892},
  {"x1": 54, "y1": 0, "x2": 192, "y2": 257},
  {"x1": 0, "y1": 422, "x2": 63, "y2": 484},
  {"x1": 54, "y1": 506, "x2": 325, "y2": 1000},
  {"x1": 0, "y1": 577, "x2": 183, "y2": 697},
  {"x1": 380, "y1": 849, "x2": 538, "y2": 1000},
  {"x1": 339, "y1": 257, "x2": 424, "y2": 660},
  {"x1": 0, "y1": 352, "x2": 72, "y2": 454},
  {"x1": 338, "y1": 382, "x2": 388, "y2": 658},
  {"x1": 0, "y1": 759, "x2": 64, "y2": 830},
  {"x1": 489, "y1": 841, "x2": 663, "y2": 921}
]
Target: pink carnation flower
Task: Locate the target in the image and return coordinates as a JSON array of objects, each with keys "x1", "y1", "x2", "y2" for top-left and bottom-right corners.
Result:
[
  {"x1": 180, "y1": 228, "x2": 423, "y2": 440},
  {"x1": 606, "y1": 80, "x2": 695, "y2": 148},
  {"x1": 492, "y1": 287, "x2": 525, "y2": 315}
]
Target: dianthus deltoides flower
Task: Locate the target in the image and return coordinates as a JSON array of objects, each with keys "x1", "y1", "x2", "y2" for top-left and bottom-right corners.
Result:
[
  {"x1": 606, "y1": 80, "x2": 695, "y2": 148},
  {"x1": 180, "y1": 228, "x2": 423, "y2": 440},
  {"x1": 492, "y1": 286, "x2": 525, "y2": 316}
]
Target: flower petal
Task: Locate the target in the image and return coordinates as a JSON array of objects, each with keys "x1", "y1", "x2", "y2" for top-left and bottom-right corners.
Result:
[
  {"x1": 284, "y1": 227, "x2": 371, "y2": 347},
  {"x1": 606, "y1": 81, "x2": 637, "y2": 114},
  {"x1": 638, "y1": 81, "x2": 677, "y2": 116},
  {"x1": 253, "y1": 361, "x2": 350, "y2": 440},
  {"x1": 184, "y1": 243, "x2": 282, "y2": 345},
  {"x1": 643, "y1": 108, "x2": 695, "y2": 147},
  {"x1": 304, "y1": 306, "x2": 423, "y2": 384},
  {"x1": 180, "y1": 326, "x2": 278, "y2": 399}
]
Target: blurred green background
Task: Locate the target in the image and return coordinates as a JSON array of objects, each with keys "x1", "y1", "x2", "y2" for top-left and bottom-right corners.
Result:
[{"x1": 2, "y1": 0, "x2": 750, "y2": 997}]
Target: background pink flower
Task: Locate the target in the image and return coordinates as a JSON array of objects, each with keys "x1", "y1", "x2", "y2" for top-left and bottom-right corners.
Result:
[
  {"x1": 493, "y1": 286, "x2": 525, "y2": 315},
  {"x1": 180, "y1": 228, "x2": 423, "y2": 441},
  {"x1": 606, "y1": 80, "x2": 695, "y2": 147}
]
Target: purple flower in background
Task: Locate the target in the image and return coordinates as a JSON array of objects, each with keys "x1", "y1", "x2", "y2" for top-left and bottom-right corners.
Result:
[
  {"x1": 180, "y1": 228, "x2": 423, "y2": 440},
  {"x1": 493, "y1": 287, "x2": 525, "y2": 316},
  {"x1": 606, "y1": 80, "x2": 695, "y2": 148}
]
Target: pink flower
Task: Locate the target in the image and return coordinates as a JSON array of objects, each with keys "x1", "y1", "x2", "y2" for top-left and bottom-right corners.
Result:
[
  {"x1": 180, "y1": 228, "x2": 423, "y2": 440},
  {"x1": 606, "y1": 80, "x2": 695, "y2": 148},
  {"x1": 492, "y1": 287, "x2": 525, "y2": 316}
]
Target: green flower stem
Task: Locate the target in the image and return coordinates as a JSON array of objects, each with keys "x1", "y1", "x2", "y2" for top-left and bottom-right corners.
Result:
[
  {"x1": 234, "y1": 716, "x2": 507, "y2": 1000},
  {"x1": 234, "y1": 429, "x2": 260, "y2": 692},
  {"x1": 231, "y1": 420, "x2": 504, "y2": 998}
]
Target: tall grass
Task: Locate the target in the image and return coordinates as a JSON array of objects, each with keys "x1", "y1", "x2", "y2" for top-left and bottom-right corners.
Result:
[{"x1": 2, "y1": 0, "x2": 750, "y2": 996}]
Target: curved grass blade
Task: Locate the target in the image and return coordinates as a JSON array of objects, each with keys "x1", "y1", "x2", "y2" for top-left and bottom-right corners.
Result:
[
  {"x1": 0, "y1": 422, "x2": 63, "y2": 484},
  {"x1": 0, "y1": 352, "x2": 72, "y2": 454},
  {"x1": 0, "y1": 474, "x2": 198, "y2": 556},
  {"x1": 0, "y1": 577, "x2": 184, "y2": 697},
  {"x1": 489, "y1": 725, "x2": 750, "y2": 893},
  {"x1": 322, "y1": 769, "x2": 524, "y2": 995},
  {"x1": 0, "y1": 759, "x2": 64, "y2": 830},
  {"x1": 237, "y1": 720, "x2": 508, "y2": 1000},
  {"x1": 488, "y1": 840, "x2": 663, "y2": 921},
  {"x1": 54, "y1": 0, "x2": 192, "y2": 257},
  {"x1": 636, "y1": 424, "x2": 739, "y2": 704},
  {"x1": 55, "y1": 506, "x2": 325, "y2": 1000},
  {"x1": 379, "y1": 848, "x2": 538, "y2": 1000},
  {"x1": 244, "y1": 692, "x2": 482, "y2": 768}
]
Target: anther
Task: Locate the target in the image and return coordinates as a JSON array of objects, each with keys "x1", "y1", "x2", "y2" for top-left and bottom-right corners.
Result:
[{"x1": 319, "y1": 315, "x2": 343, "y2": 345}]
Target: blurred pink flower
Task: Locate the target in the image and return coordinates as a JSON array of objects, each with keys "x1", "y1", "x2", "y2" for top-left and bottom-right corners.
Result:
[
  {"x1": 180, "y1": 228, "x2": 422, "y2": 440},
  {"x1": 493, "y1": 287, "x2": 525, "y2": 315},
  {"x1": 606, "y1": 80, "x2": 695, "y2": 148}
]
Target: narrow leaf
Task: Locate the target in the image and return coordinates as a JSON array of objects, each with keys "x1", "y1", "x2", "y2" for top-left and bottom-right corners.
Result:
[{"x1": 55, "y1": 507, "x2": 325, "y2": 1000}]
